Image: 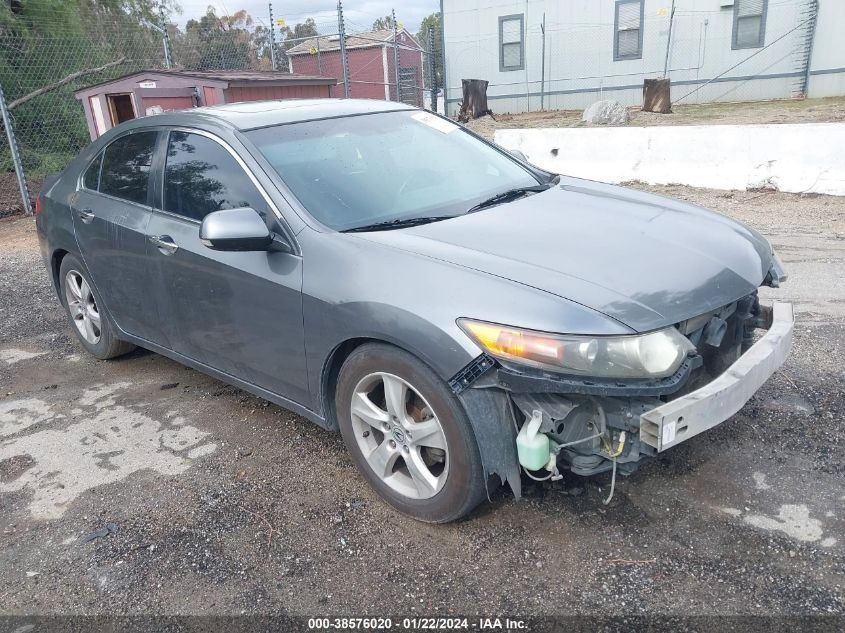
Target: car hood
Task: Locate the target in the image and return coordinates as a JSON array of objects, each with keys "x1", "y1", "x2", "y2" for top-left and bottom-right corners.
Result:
[{"x1": 355, "y1": 177, "x2": 773, "y2": 332}]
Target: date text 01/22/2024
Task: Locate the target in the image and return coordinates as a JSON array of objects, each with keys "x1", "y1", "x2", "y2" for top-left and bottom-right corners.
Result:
[{"x1": 306, "y1": 617, "x2": 528, "y2": 630}]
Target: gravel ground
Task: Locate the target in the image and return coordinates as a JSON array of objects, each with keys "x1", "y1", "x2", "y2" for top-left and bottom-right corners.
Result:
[
  {"x1": 464, "y1": 97, "x2": 845, "y2": 140},
  {"x1": 0, "y1": 186, "x2": 843, "y2": 621}
]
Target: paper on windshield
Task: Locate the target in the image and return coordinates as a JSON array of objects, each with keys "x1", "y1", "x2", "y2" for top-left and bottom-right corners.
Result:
[{"x1": 412, "y1": 112, "x2": 459, "y2": 134}]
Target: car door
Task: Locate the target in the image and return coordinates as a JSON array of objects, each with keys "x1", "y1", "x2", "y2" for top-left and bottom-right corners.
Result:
[
  {"x1": 146, "y1": 129, "x2": 310, "y2": 407},
  {"x1": 72, "y1": 129, "x2": 160, "y2": 340}
]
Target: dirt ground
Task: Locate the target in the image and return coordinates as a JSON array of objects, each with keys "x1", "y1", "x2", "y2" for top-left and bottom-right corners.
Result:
[
  {"x1": 0, "y1": 185, "x2": 844, "y2": 622},
  {"x1": 465, "y1": 96, "x2": 845, "y2": 141},
  {"x1": 0, "y1": 173, "x2": 41, "y2": 219}
]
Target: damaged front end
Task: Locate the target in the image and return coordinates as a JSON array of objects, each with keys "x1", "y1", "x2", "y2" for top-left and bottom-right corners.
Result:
[{"x1": 453, "y1": 293, "x2": 794, "y2": 500}]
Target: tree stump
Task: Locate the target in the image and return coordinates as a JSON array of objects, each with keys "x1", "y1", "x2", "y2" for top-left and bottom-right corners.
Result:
[
  {"x1": 458, "y1": 79, "x2": 493, "y2": 122},
  {"x1": 642, "y1": 78, "x2": 672, "y2": 114}
]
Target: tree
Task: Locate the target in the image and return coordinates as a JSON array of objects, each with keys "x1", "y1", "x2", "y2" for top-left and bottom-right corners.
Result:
[
  {"x1": 0, "y1": 0, "x2": 181, "y2": 176},
  {"x1": 178, "y1": 8, "x2": 255, "y2": 70},
  {"x1": 251, "y1": 24, "x2": 274, "y2": 69},
  {"x1": 173, "y1": 11, "x2": 319, "y2": 73},
  {"x1": 283, "y1": 17, "x2": 320, "y2": 42},
  {"x1": 417, "y1": 13, "x2": 443, "y2": 89},
  {"x1": 371, "y1": 15, "x2": 395, "y2": 31}
]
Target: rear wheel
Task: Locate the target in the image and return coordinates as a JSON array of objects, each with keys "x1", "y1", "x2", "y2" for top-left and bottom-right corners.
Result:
[
  {"x1": 59, "y1": 254, "x2": 135, "y2": 360},
  {"x1": 336, "y1": 343, "x2": 486, "y2": 523}
]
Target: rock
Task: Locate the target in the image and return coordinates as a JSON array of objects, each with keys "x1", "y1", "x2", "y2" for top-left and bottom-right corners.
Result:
[
  {"x1": 582, "y1": 100, "x2": 630, "y2": 125},
  {"x1": 79, "y1": 523, "x2": 119, "y2": 544}
]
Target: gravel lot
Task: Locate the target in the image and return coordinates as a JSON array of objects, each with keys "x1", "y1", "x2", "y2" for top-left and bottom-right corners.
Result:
[
  {"x1": 0, "y1": 185, "x2": 843, "y2": 621},
  {"x1": 464, "y1": 96, "x2": 845, "y2": 140}
]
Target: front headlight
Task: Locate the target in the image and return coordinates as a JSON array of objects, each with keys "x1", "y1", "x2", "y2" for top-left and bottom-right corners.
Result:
[{"x1": 458, "y1": 319, "x2": 695, "y2": 379}]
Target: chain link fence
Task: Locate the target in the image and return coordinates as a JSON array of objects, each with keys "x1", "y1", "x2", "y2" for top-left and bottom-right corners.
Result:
[
  {"x1": 0, "y1": 2, "x2": 439, "y2": 216},
  {"x1": 0, "y1": 6, "x2": 172, "y2": 215}
]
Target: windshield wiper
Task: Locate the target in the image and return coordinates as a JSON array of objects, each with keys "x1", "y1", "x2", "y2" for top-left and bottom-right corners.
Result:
[
  {"x1": 466, "y1": 184, "x2": 551, "y2": 214},
  {"x1": 343, "y1": 215, "x2": 457, "y2": 233}
]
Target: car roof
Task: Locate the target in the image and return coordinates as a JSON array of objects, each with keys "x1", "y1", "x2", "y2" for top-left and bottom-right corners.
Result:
[{"x1": 149, "y1": 98, "x2": 419, "y2": 132}]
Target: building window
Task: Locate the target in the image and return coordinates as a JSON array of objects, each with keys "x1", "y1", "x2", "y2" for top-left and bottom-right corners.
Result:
[
  {"x1": 733, "y1": 0, "x2": 767, "y2": 49},
  {"x1": 614, "y1": 0, "x2": 644, "y2": 61},
  {"x1": 499, "y1": 14, "x2": 524, "y2": 71}
]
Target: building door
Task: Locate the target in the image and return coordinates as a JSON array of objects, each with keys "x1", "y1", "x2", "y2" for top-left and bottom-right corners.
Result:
[
  {"x1": 398, "y1": 67, "x2": 419, "y2": 106},
  {"x1": 106, "y1": 93, "x2": 136, "y2": 125}
]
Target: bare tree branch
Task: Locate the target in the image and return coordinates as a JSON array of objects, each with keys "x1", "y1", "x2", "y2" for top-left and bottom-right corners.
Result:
[{"x1": 8, "y1": 57, "x2": 127, "y2": 110}]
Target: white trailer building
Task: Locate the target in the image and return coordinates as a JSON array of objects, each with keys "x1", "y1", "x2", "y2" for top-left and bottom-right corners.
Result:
[{"x1": 440, "y1": 0, "x2": 844, "y2": 115}]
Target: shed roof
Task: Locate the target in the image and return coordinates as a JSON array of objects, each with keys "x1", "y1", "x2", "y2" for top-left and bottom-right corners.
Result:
[
  {"x1": 100, "y1": 99, "x2": 417, "y2": 134},
  {"x1": 286, "y1": 28, "x2": 421, "y2": 56},
  {"x1": 74, "y1": 69, "x2": 335, "y2": 96},
  {"x1": 161, "y1": 69, "x2": 334, "y2": 83}
]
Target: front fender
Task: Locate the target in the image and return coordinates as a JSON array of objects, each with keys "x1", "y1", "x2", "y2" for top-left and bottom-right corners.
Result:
[{"x1": 305, "y1": 298, "x2": 479, "y2": 419}]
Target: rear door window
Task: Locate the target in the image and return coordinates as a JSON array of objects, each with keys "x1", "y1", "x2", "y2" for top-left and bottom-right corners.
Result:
[
  {"x1": 82, "y1": 152, "x2": 102, "y2": 191},
  {"x1": 163, "y1": 131, "x2": 268, "y2": 222},
  {"x1": 99, "y1": 131, "x2": 158, "y2": 205}
]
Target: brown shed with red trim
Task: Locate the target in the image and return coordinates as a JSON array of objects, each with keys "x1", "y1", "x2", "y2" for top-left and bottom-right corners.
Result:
[{"x1": 73, "y1": 69, "x2": 337, "y2": 140}]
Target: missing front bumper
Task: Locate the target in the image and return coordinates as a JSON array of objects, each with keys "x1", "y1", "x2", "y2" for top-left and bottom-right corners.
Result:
[{"x1": 639, "y1": 302, "x2": 794, "y2": 452}]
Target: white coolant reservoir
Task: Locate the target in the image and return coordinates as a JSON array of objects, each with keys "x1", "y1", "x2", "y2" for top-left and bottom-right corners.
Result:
[{"x1": 516, "y1": 409, "x2": 552, "y2": 471}]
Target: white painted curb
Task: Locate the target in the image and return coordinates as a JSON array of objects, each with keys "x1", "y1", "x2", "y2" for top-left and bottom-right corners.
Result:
[{"x1": 495, "y1": 123, "x2": 845, "y2": 196}]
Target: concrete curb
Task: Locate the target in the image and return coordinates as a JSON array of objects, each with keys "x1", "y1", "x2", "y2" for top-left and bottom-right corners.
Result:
[{"x1": 495, "y1": 123, "x2": 845, "y2": 196}]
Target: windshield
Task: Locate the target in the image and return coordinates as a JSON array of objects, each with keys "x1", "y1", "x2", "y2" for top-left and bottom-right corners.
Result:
[{"x1": 245, "y1": 110, "x2": 539, "y2": 231}]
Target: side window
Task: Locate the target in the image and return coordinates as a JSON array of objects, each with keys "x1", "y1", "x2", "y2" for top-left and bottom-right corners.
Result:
[
  {"x1": 164, "y1": 131, "x2": 268, "y2": 222},
  {"x1": 614, "y1": 0, "x2": 644, "y2": 61},
  {"x1": 82, "y1": 152, "x2": 102, "y2": 191},
  {"x1": 99, "y1": 131, "x2": 158, "y2": 205},
  {"x1": 733, "y1": 0, "x2": 767, "y2": 49}
]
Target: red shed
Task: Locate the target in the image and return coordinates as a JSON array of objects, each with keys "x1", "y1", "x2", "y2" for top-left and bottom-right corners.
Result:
[
  {"x1": 287, "y1": 29, "x2": 425, "y2": 105},
  {"x1": 73, "y1": 69, "x2": 337, "y2": 140}
]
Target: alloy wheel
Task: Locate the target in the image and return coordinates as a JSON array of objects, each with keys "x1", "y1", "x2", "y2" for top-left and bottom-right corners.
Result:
[
  {"x1": 64, "y1": 269, "x2": 101, "y2": 344},
  {"x1": 350, "y1": 372, "x2": 449, "y2": 499}
]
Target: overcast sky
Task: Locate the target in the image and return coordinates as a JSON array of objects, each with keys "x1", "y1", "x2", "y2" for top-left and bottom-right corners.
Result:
[{"x1": 174, "y1": 0, "x2": 439, "y2": 34}]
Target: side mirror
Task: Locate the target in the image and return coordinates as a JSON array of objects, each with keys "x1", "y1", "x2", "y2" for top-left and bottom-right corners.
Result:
[
  {"x1": 200, "y1": 207, "x2": 278, "y2": 252},
  {"x1": 509, "y1": 149, "x2": 529, "y2": 163}
]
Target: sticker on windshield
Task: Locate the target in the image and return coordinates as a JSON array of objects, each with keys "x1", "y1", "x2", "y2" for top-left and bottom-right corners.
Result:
[{"x1": 412, "y1": 112, "x2": 459, "y2": 134}]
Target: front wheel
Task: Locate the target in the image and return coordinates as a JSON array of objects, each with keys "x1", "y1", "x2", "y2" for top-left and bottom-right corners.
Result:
[{"x1": 336, "y1": 343, "x2": 487, "y2": 523}]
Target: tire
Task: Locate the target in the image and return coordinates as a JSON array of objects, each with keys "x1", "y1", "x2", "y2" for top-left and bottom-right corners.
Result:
[
  {"x1": 59, "y1": 254, "x2": 135, "y2": 360},
  {"x1": 336, "y1": 343, "x2": 487, "y2": 523}
]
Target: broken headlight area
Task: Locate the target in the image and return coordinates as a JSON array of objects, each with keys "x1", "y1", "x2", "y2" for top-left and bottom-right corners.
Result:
[
  {"x1": 456, "y1": 292, "x2": 783, "y2": 494},
  {"x1": 511, "y1": 393, "x2": 653, "y2": 478},
  {"x1": 458, "y1": 318, "x2": 695, "y2": 379}
]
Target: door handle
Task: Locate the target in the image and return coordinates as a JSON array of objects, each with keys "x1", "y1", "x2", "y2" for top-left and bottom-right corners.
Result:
[
  {"x1": 77, "y1": 208, "x2": 95, "y2": 224},
  {"x1": 148, "y1": 234, "x2": 179, "y2": 255}
]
